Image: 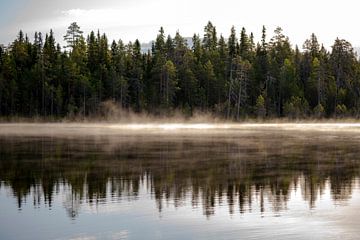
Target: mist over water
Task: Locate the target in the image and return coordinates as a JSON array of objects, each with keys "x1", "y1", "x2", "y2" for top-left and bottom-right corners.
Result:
[
  {"x1": 2, "y1": 122, "x2": 360, "y2": 136},
  {"x1": 1, "y1": 123, "x2": 360, "y2": 239}
]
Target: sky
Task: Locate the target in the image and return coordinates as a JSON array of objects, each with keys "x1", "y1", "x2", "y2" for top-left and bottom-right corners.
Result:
[{"x1": 0, "y1": 0, "x2": 359, "y2": 49}]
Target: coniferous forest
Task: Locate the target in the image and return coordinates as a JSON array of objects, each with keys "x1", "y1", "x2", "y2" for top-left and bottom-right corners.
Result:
[{"x1": 1, "y1": 21, "x2": 360, "y2": 119}]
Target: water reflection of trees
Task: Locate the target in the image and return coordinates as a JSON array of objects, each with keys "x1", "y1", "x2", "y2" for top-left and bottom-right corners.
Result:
[{"x1": 0, "y1": 132, "x2": 359, "y2": 218}]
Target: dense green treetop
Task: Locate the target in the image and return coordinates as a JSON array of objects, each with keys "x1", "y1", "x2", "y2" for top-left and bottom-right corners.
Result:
[{"x1": 1, "y1": 21, "x2": 360, "y2": 119}]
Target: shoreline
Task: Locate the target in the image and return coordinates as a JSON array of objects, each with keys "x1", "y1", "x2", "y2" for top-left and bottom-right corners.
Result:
[{"x1": 1, "y1": 116, "x2": 360, "y2": 124}]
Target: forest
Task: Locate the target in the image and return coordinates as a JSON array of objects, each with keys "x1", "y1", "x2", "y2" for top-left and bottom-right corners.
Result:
[{"x1": 0, "y1": 21, "x2": 359, "y2": 119}]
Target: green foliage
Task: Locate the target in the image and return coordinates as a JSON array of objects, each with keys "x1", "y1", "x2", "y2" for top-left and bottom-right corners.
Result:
[
  {"x1": 307, "y1": 57, "x2": 321, "y2": 108},
  {"x1": 313, "y1": 103, "x2": 325, "y2": 118},
  {"x1": 1, "y1": 22, "x2": 360, "y2": 119},
  {"x1": 284, "y1": 96, "x2": 309, "y2": 119},
  {"x1": 335, "y1": 104, "x2": 348, "y2": 117},
  {"x1": 255, "y1": 95, "x2": 266, "y2": 118},
  {"x1": 160, "y1": 60, "x2": 178, "y2": 108}
]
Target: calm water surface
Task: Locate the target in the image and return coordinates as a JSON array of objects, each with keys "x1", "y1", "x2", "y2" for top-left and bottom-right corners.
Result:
[{"x1": 1, "y1": 123, "x2": 360, "y2": 240}]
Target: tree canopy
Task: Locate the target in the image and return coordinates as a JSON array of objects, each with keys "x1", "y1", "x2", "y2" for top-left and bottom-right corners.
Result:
[{"x1": 1, "y1": 22, "x2": 360, "y2": 119}]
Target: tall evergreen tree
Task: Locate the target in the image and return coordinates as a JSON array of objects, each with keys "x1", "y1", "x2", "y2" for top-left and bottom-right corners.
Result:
[{"x1": 64, "y1": 22, "x2": 83, "y2": 51}]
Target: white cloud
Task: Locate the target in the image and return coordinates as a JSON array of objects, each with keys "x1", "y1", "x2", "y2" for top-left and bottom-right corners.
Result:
[{"x1": 1, "y1": 0, "x2": 360, "y2": 48}]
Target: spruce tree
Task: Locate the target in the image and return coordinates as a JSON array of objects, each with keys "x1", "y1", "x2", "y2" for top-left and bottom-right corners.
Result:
[{"x1": 64, "y1": 22, "x2": 83, "y2": 51}]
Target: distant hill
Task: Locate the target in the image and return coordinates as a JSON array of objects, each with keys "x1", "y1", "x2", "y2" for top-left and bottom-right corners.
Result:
[{"x1": 141, "y1": 37, "x2": 194, "y2": 53}]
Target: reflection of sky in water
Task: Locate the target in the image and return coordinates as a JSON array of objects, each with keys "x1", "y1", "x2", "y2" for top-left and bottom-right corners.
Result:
[{"x1": 1, "y1": 178, "x2": 360, "y2": 240}]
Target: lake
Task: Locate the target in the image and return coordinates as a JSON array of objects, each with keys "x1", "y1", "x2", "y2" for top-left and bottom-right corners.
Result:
[{"x1": 1, "y1": 123, "x2": 360, "y2": 240}]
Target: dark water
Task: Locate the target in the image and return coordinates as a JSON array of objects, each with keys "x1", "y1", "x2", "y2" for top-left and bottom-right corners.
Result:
[{"x1": 1, "y1": 123, "x2": 360, "y2": 240}]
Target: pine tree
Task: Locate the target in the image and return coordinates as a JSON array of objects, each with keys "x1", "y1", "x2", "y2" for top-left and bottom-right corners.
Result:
[
  {"x1": 228, "y1": 26, "x2": 237, "y2": 59},
  {"x1": 203, "y1": 21, "x2": 217, "y2": 51},
  {"x1": 160, "y1": 60, "x2": 177, "y2": 109},
  {"x1": 64, "y1": 22, "x2": 83, "y2": 51},
  {"x1": 203, "y1": 60, "x2": 216, "y2": 110},
  {"x1": 110, "y1": 39, "x2": 127, "y2": 107},
  {"x1": 239, "y1": 27, "x2": 250, "y2": 60},
  {"x1": 330, "y1": 38, "x2": 356, "y2": 114},
  {"x1": 303, "y1": 33, "x2": 320, "y2": 59},
  {"x1": 176, "y1": 51, "x2": 199, "y2": 112}
]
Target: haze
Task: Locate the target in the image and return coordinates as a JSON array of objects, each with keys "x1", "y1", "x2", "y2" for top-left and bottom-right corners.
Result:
[
  {"x1": 2, "y1": 123, "x2": 360, "y2": 137},
  {"x1": 1, "y1": 0, "x2": 360, "y2": 48}
]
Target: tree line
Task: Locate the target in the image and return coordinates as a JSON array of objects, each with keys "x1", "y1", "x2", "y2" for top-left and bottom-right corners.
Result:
[{"x1": 1, "y1": 21, "x2": 360, "y2": 119}]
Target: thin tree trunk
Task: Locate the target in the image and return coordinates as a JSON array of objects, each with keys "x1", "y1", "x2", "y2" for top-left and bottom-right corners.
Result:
[
  {"x1": 0, "y1": 88, "x2": 2, "y2": 116},
  {"x1": 42, "y1": 60, "x2": 45, "y2": 116},
  {"x1": 83, "y1": 83, "x2": 86, "y2": 119},
  {"x1": 237, "y1": 81, "x2": 241, "y2": 120},
  {"x1": 120, "y1": 83, "x2": 123, "y2": 107},
  {"x1": 51, "y1": 88, "x2": 53, "y2": 116},
  {"x1": 167, "y1": 75, "x2": 169, "y2": 106},
  {"x1": 317, "y1": 75, "x2": 320, "y2": 106},
  {"x1": 227, "y1": 62, "x2": 233, "y2": 119}
]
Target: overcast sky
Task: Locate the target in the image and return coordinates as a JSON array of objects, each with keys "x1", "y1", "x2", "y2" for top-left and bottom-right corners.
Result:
[{"x1": 1, "y1": 0, "x2": 359, "y2": 48}]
